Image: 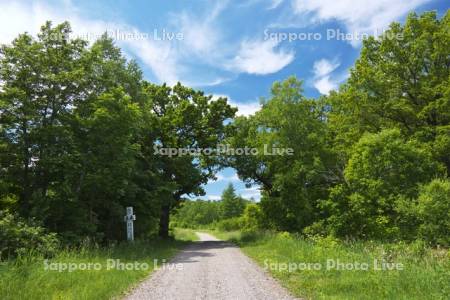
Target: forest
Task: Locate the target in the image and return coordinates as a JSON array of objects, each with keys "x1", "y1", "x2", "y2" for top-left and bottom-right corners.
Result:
[{"x1": 1, "y1": 11, "x2": 449, "y2": 260}]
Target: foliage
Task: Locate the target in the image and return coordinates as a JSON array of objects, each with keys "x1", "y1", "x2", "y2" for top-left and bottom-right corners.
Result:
[
  {"x1": 318, "y1": 129, "x2": 444, "y2": 240},
  {"x1": 221, "y1": 183, "x2": 246, "y2": 219},
  {"x1": 0, "y1": 210, "x2": 59, "y2": 259},
  {"x1": 226, "y1": 11, "x2": 449, "y2": 244},
  {"x1": 416, "y1": 179, "x2": 450, "y2": 246},
  {"x1": 0, "y1": 21, "x2": 235, "y2": 242},
  {"x1": 213, "y1": 217, "x2": 244, "y2": 232},
  {"x1": 144, "y1": 82, "x2": 236, "y2": 237},
  {"x1": 227, "y1": 77, "x2": 333, "y2": 232},
  {"x1": 171, "y1": 183, "x2": 249, "y2": 230},
  {"x1": 171, "y1": 200, "x2": 223, "y2": 228},
  {"x1": 241, "y1": 203, "x2": 266, "y2": 230}
]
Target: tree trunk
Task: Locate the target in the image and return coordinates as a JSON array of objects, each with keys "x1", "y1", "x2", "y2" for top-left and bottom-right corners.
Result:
[{"x1": 158, "y1": 203, "x2": 170, "y2": 238}]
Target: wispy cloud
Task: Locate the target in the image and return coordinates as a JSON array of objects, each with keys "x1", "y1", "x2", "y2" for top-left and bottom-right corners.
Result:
[
  {"x1": 126, "y1": 38, "x2": 179, "y2": 85},
  {"x1": 312, "y1": 58, "x2": 340, "y2": 95},
  {"x1": 292, "y1": 0, "x2": 431, "y2": 46},
  {"x1": 229, "y1": 39, "x2": 294, "y2": 75},
  {"x1": 0, "y1": 0, "x2": 297, "y2": 86},
  {"x1": 0, "y1": 1, "x2": 181, "y2": 84},
  {"x1": 268, "y1": 0, "x2": 284, "y2": 10},
  {"x1": 239, "y1": 186, "x2": 261, "y2": 201},
  {"x1": 170, "y1": 1, "x2": 227, "y2": 58}
]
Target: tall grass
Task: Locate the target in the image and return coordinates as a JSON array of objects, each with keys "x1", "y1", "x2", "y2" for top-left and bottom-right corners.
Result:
[
  {"x1": 0, "y1": 234, "x2": 193, "y2": 300},
  {"x1": 171, "y1": 228, "x2": 199, "y2": 241},
  {"x1": 211, "y1": 230, "x2": 450, "y2": 300}
]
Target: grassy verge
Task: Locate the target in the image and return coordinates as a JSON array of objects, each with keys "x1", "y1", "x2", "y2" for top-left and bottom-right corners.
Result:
[
  {"x1": 208, "y1": 230, "x2": 450, "y2": 300},
  {"x1": 0, "y1": 230, "x2": 196, "y2": 300},
  {"x1": 171, "y1": 228, "x2": 199, "y2": 241}
]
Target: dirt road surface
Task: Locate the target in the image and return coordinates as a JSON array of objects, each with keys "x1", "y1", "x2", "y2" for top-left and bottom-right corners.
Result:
[{"x1": 124, "y1": 232, "x2": 297, "y2": 300}]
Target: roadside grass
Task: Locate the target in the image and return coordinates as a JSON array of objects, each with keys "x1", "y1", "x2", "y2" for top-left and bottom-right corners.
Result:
[
  {"x1": 206, "y1": 230, "x2": 242, "y2": 241},
  {"x1": 172, "y1": 227, "x2": 199, "y2": 241},
  {"x1": 0, "y1": 230, "x2": 196, "y2": 300},
  {"x1": 208, "y1": 230, "x2": 450, "y2": 300}
]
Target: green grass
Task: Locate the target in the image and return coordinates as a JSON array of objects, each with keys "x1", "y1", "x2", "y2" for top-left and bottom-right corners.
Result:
[
  {"x1": 208, "y1": 230, "x2": 450, "y2": 300},
  {"x1": 171, "y1": 228, "x2": 199, "y2": 241},
  {"x1": 0, "y1": 231, "x2": 197, "y2": 300}
]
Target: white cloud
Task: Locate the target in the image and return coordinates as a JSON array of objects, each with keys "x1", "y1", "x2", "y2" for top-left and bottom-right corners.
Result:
[
  {"x1": 312, "y1": 58, "x2": 340, "y2": 95},
  {"x1": 0, "y1": 1, "x2": 180, "y2": 84},
  {"x1": 229, "y1": 39, "x2": 294, "y2": 75},
  {"x1": 0, "y1": 0, "x2": 296, "y2": 85},
  {"x1": 171, "y1": 1, "x2": 227, "y2": 58},
  {"x1": 231, "y1": 101, "x2": 261, "y2": 116},
  {"x1": 213, "y1": 94, "x2": 261, "y2": 116},
  {"x1": 292, "y1": 0, "x2": 430, "y2": 46},
  {"x1": 239, "y1": 186, "x2": 261, "y2": 201},
  {"x1": 206, "y1": 195, "x2": 222, "y2": 201},
  {"x1": 268, "y1": 0, "x2": 284, "y2": 10},
  {"x1": 215, "y1": 173, "x2": 240, "y2": 182},
  {"x1": 313, "y1": 59, "x2": 339, "y2": 77},
  {"x1": 125, "y1": 39, "x2": 179, "y2": 85},
  {"x1": 200, "y1": 77, "x2": 233, "y2": 87},
  {"x1": 314, "y1": 76, "x2": 338, "y2": 95},
  {"x1": 178, "y1": 15, "x2": 217, "y2": 55}
]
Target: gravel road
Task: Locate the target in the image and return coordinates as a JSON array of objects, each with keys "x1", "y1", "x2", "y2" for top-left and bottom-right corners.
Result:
[{"x1": 124, "y1": 232, "x2": 297, "y2": 300}]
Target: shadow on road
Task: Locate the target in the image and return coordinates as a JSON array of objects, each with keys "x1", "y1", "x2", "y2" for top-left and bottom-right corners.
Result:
[{"x1": 172, "y1": 240, "x2": 236, "y2": 264}]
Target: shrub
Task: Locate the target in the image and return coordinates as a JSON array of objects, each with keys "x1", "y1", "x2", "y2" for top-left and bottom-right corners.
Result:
[
  {"x1": 322, "y1": 130, "x2": 444, "y2": 240},
  {"x1": 0, "y1": 211, "x2": 59, "y2": 259},
  {"x1": 416, "y1": 179, "x2": 450, "y2": 246},
  {"x1": 213, "y1": 217, "x2": 243, "y2": 231},
  {"x1": 277, "y1": 231, "x2": 293, "y2": 240},
  {"x1": 242, "y1": 203, "x2": 265, "y2": 230}
]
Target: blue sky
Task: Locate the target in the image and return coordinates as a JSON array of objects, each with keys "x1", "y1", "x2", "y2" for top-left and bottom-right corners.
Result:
[{"x1": 0, "y1": 0, "x2": 448, "y2": 201}]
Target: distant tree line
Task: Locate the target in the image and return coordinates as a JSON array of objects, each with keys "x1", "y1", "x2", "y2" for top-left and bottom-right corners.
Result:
[{"x1": 171, "y1": 183, "x2": 248, "y2": 229}]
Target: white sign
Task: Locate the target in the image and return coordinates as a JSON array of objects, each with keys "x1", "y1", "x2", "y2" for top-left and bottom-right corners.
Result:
[{"x1": 124, "y1": 206, "x2": 136, "y2": 241}]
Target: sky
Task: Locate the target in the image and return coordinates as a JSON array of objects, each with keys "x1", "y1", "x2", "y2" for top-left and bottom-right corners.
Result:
[{"x1": 0, "y1": 0, "x2": 448, "y2": 201}]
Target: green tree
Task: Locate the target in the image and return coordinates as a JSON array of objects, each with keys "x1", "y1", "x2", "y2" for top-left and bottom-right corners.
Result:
[
  {"x1": 320, "y1": 129, "x2": 444, "y2": 239},
  {"x1": 0, "y1": 22, "x2": 87, "y2": 218},
  {"x1": 242, "y1": 203, "x2": 266, "y2": 230},
  {"x1": 171, "y1": 200, "x2": 222, "y2": 228},
  {"x1": 144, "y1": 83, "x2": 236, "y2": 237},
  {"x1": 316, "y1": 11, "x2": 450, "y2": 240},
  {"x1": 0, "y1": 22, "x2": 157, "y2": 242},
  {"x1": 221, "y1": 183, "x2": 245, "y2": 219},
  {"x1": 416, "y1": 179, "x2": 450, "y2": 246},
  {"x1": 228, "y1": 77, "x2": 333, "y2": 231},
  {"x1": 327, "y1": 11, "x2": 450, "y2": 171}
]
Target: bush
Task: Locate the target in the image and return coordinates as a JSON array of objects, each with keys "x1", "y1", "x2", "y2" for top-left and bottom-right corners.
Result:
[
  {"x1": 171, "y1": 200, "x2": 223, "y2": 228},
  {"x1": 0, "y1": 211, "x2": 59, "y2": 259},
  {"x1": 321, "y1": 130, "x2": 444, "y2": 240},
  {"x1": 213, "y1": 217, "x2": 243, "y2": 231},
  {"x1": 416, "y1": 179, "x2": 450, "y2": 246},
  {"x1": 242, "y1": 203, "x2": 265, "y2": 230}
]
